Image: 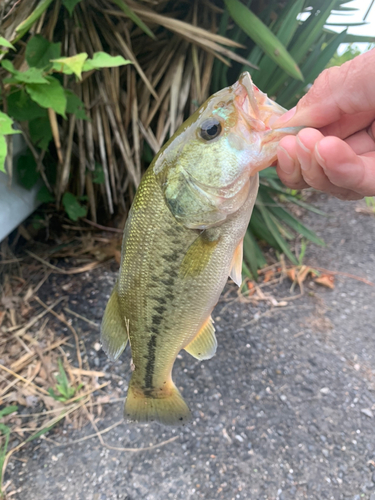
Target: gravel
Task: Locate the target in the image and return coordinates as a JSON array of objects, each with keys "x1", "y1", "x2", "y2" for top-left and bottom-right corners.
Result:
[{"x1": 9, "y1": 194, "x2": 375, "y2": 500}]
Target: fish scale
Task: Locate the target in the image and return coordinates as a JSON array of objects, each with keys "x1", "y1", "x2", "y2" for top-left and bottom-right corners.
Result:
[{"x1": 100, "y1": 72, "x2": 302, "y2": 425}]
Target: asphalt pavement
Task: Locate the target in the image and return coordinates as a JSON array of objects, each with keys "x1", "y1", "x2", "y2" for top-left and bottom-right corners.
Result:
[{"x1": 10, "y1": 193, "x2": 375, "y2": 500}]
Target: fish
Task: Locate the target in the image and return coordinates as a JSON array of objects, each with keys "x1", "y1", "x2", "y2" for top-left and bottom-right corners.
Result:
[{"x1": 100, "y1": 72, "x2": 301, "y2": 426}]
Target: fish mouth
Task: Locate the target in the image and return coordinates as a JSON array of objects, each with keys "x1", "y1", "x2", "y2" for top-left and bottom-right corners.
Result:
[
  {"x1": 237, "y1": 72, "x2": 287, "y2": 125},
  {"x1": 235, "y1": 72, "x2": 302, "y2": 135},
  {"x1": 238, "y1": 72, "x2": 262, "y2": 121}
]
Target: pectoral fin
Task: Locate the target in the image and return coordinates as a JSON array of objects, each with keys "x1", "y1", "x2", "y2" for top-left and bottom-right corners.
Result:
[
  {"x1": 100, "y1": 284, "x2": 128, "y2": 361},
  {"x1": 229, "y1": 240, "x2": 243, "y2": 287},
  {"x1": 184, "y1": 316, "x2": 217, "y2": 360},
  {"x1": 180, "y1": 229, "x2": 219, "y2": 278}
]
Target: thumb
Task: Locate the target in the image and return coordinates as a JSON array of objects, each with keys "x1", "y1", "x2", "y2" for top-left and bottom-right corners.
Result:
[{"x1": 273, "y1": 48, "x2": 375, "y2": 129}]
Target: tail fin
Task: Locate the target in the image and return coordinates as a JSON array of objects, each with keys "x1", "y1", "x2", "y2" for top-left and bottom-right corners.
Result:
[{"x1": 124, "y1": 381, "x2": 191, "y2": 426}]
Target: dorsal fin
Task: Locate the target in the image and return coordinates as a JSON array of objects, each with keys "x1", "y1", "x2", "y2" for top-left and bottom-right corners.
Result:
[
  {"x1": 229, "y1": 240, "x2": 243, "y2": 287},
  {"x1": 184, "y1": 316, "x2": 217, "y2": 360}
]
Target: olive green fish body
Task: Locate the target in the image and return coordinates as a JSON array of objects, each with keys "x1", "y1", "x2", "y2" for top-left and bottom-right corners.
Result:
[
  {"x1": 110, "y1": 167, "x2": 257, "y2": 424},
  {"x1": 101, "y1": 72, "x2": 302, "y2": 425}
]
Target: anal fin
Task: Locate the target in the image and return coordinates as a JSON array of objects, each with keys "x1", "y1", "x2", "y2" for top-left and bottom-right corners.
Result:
[
  {"x1": 100, "y1": 284, "x2": 128, "y2": 361},
  {"x1": 184, "y1": 316, "x2": 217, "y2": 360},
  {"x1": 229, "y1": 239, "x2": 243, "y2": 287}
]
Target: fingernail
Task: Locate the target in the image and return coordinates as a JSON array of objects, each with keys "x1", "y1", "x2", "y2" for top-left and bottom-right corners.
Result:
[
  {"x1": 315, "y1": 143, "x2": 327, "y2": 169},
  {"x1": 273, "y1": 106, "x2": 296, "y2": 127},
  {"x1": 277, "y1": 146, "x2": 295, "y2": 175},
  {"x1": 296, "y1": 136, "x2": 311, "y2": 171}
]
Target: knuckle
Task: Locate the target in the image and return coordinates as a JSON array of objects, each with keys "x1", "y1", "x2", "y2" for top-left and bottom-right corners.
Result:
[{"x1": 298, "y1": 68, "x2": 334, "y2": 109}]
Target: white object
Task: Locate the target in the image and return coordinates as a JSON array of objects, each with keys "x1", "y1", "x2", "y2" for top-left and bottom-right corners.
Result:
[{"x1": 0, "y1": 134, "x2": 41, "y2": 241}]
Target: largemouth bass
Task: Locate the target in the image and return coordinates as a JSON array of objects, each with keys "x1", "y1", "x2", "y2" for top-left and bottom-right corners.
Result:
[{"x1": 101, "y1": 72, "x2": 301, "y2": 425}]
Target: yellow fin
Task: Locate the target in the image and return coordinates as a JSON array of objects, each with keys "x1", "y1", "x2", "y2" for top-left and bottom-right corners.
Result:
[
  {"x1": 184, "y1": 316, "x2": 217, "y2": 360},
  {"x1": 229, "y1": 240, "x2": 243, "y2": 287},
  {"x1": 100, "y1": 284, "x2": 128, "y2": 361},
  {"x1": 124, "y1": 381, "x2": 191, "y2": 426},
  {"x1": 180, "y1": 229, "x2": 219, "y2": 278}
]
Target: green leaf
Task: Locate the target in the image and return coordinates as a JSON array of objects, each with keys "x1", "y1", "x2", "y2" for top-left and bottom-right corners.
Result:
[
  {"x1": 16, "y1": 152, "x2": 40, "y2": 189},
  {"x1": 57, "y1": 359, "x2": 69, "y2": 390},
  {"x1": 0, "y1": 112, "x2": 20, "y2": 171},
  {"x1": 31, "y1": 214, "x2": 46, "y2": 230},
  {"x1": 49, "y1": 359, "x2": 81, "y2": 401},
  {"x1": 259, "y1": 167, "x2": 279, "y2": 180},
  {"x1": 284, "y1": 195, "x2": 327, "y2": 216},
  {"x1": 14, "y1": 68, "x2": 48, "y2": 84},
  {"x1": 7, "y1": 90, "x2": 47, "y2": 121},
  {"x1": 0, "y1": 36, "x2": 15, "y2": 50},
  {"x1": 241, "y1": 260, "x2": 254, "y2": 283},
  {"x1": 0, "y1": 423, "x2": 10, "y2": 435},
  {"x1": 250, "y1": 230, "x2": 268, "y2": 269},
  {"x1": 52, "y1": 53, "x2": 88, "y2": 79},
  {"x1": 15, "y1": 0, "x2": 55, "y2": 40},
  {"x1": 111, "y1": 0, "x2": 155, "y2": 39},
  {"x1": 26, "y1": 76, "x2": 67, "y2": 117},
  {"x1": 342, "y1": 33, "x2": 375, "y2": 43},
  {"x1": 0, "y1": 111, "x2": 21, "y2": 135},
  {"x1": 243, "y1": 44, "x2": 264, "y2": 76},
  {"x1": 224, "y1": 0, "x2": 303, "y2": 80},
  {"x1": 48, "y1": 387, "x2": 64, "y2": 401},
  {"x1": 212, "y1": 8, "x2": 229, "y2": 92},
  {"x1": 62, "y1": 192, "x2": 87, "y2": 221},
  {"x1": 259, "y1": 187, "x2": 325, "y2": 246},
  {"x1": 259, "y1": 178, "x2": 327, "y2": 216},
  {"x1": 26, "y1": 35, "x2": 61, "y2": 69},
  {"x1": 256, "y1": 192, "x2": 298, "y2": 264},
  {"x1": 267, "y1": 0, "x2": 339, "y2": 96},
  {"x1": 243, "y1": 230, "x2": 259, "y2": 279},
  {"x1": 37, "y1": 185, "x2": 54, "y2": 203},
  {"x1": 0, "y1": 135, "x2": 6, "y2": 173},
  {"x1": 278, "y1": 29, "x2": 348, "y2": 107},
  {"x1": 83, "y1": 52, "x2": 132, "y2": 71},
  {"x1": 2, "y1": 59, "x2": 49, "y2": 84},
  {"x1": 0, "y1": 406, "x2": 18, "y2": 418},
  {"x1": 291, "y1": 0, "x2": 338, "y2": 64},
  {"x1": 65, "y1": 90, "x2": 88, "y2": 120},
  {"x1": 273, "y1": 0, "x2": 305, "y2": 47},
  {"x1": 62, "y1": 0, "x2": 83, "y2": 15},
  {"x1": 253, "y1": 0, "x2": 304, "y2": 89},
  {"x1": 29, "y1": 116, "x2": 52, "y2": 150},
  {"x1": 1, "y1": 59, "x2": 16, "y2": 74},
  {"x1": 93, "y1": 162, "x2": 105, "y2": 184},
  {"x1": 250, "y1": 208, "x2": 279, "y2": 248}
]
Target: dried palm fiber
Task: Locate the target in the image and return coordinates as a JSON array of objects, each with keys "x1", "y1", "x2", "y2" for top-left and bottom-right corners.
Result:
[{"x1": 1, "y1": 0, "x2": 255, "y2": 220}]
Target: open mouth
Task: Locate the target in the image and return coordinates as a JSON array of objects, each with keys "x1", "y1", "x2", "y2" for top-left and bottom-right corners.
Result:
[
  {"x1": 236, "y1": 72, "x2": 292, "y2": 129},
  {"x1": 234, "y1": 73, "x2": 267, "y2": 132},
  {"x1": 238, "y1": 72, "x2": 261, "y2": 119}
]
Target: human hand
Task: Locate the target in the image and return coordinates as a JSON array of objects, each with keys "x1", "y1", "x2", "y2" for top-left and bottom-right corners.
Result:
[{"x1": 273, "y1": 48, "x2": 375, "y2": 200}]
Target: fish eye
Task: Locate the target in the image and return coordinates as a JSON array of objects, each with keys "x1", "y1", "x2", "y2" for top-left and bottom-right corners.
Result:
[{"x1": 200, "y1": 118, "x2": 222, "y2": 141}]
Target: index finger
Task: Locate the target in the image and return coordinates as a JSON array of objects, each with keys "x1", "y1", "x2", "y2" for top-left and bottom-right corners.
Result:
[{"x1": 273, "y1": 48, "x2": 375, "y2": 130}]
